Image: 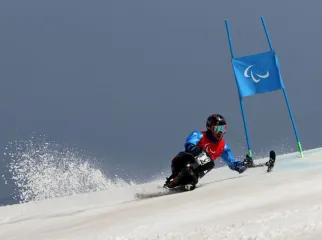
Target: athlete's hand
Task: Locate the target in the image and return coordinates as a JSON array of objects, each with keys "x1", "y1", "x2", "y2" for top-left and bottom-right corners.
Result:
[{"x1": 190, "y1": 145, "x2": 202, "y2": 156}]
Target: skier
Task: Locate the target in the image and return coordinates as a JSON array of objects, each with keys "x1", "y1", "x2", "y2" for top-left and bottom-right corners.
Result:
[{"x1": 164, "y1": 114, "x2": 253, "y2": 189}]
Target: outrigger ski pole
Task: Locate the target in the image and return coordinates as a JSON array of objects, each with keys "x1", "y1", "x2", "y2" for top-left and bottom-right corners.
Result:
[{"x1": 246, "y1": 150, "x2": 276, "y2": 173}]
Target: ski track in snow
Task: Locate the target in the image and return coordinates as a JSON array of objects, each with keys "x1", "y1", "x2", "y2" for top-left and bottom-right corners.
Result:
[{"x1": 1, "y1": 148, "x2": 322, "y2": 239}]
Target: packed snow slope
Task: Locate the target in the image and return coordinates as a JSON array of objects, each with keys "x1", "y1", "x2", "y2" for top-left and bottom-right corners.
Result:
[{"x1": 1, "y1": 148, "x2": 322, "y2": 240}]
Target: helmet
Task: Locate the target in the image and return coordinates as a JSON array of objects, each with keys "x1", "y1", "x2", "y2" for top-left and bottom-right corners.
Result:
[{"x1": 206, "y1": 114, "x2": 227, "y2": 140}]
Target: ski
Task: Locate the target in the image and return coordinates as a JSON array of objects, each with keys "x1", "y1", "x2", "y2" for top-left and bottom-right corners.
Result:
[
  {"x1": 168, "y1": 183, "x2": 196, "y2": 191},
  {"x1": 247, "y1": 150, "x2": 276, "y2": 173},
  {"x1": 267, "y1": 150, "x2": 276, "y2": 172}
]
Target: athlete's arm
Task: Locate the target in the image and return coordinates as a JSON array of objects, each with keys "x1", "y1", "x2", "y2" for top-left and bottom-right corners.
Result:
[
  {"x1": 184, "y1": 130, "x2": 203, "y2": 151},
  {"x1": 220, "y1": 143, "x2": 242, "y2": 170}
]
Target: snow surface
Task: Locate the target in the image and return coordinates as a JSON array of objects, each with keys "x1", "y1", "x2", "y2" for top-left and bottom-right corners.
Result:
[{"x1": 1, "y1": 148, "x2": 322, "y2": 240}]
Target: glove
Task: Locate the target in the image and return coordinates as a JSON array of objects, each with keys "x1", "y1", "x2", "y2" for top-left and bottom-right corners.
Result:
[
  {"x1": 243, "y1": 154, "x2": 254, "y2": 167},
  {"x1": 233, "y1": 162, "x2": 246, "y2": 174},
  {"x1": 187, "y1": 144, "x2": 202, "y2": 156}
]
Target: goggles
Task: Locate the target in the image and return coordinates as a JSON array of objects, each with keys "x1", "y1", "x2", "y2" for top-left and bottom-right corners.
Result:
[{"x1": 213, "y1": 125, "x2": 227, "y2": 134}]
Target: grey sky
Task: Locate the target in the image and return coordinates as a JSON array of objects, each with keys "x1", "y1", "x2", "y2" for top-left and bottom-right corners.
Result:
[{"x1": 0, "y1": 1, "x2": 322, "y2": 201}]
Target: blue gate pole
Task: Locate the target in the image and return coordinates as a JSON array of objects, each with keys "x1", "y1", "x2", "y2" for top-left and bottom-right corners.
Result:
[
  {"x1": 225, "y1": 19, "x2": 253, "y2": 158},
  {"x1": 261, "y1": 16, "x2": 304, "y2": 158}
]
